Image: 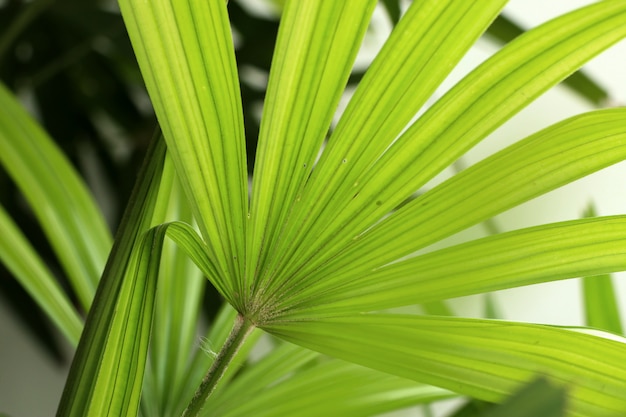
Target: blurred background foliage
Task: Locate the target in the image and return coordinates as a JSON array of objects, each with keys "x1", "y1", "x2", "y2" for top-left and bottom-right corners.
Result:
[{"x1": 0, "y1": 0, "x2": 609, "y2": 364}]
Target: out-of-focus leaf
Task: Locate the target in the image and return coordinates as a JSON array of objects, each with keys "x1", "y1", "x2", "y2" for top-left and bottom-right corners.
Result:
[
  {"x1": 380, "y1": 0, "x2": 402, "y2": 25},
  {"x1": 0, "y1": 203, "x2": 82, "y2": 345},
  {"x1": 0, "y1": 82, "x2": 112, "y2": 309},
  {"x1": 213, "y1": 358, "x2": 455, "y2": 417},
  {"x1": 481, "y1": 377, "x2": 567, "y2": 417},
  {"x1": 254, "y1": 0, "x2": 507, "y2": 311},
  {"x1": 582, "y1": 273, "x2": 623, "y2": 335}
]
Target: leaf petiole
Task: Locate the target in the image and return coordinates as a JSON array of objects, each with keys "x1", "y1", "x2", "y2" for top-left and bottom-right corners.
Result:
[{"x1": 182, "y1": 314, "x2": 255, "y2": 417}]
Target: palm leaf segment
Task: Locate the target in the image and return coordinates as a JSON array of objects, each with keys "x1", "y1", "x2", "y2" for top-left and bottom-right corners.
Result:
[{"x1": 119, "y1": 0, "x2": 626, "y2": 414}]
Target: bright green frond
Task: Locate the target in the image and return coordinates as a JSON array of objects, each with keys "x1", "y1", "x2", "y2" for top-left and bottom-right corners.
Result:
[
  {"x1": 246, "y1": 0, "x2": 377, "y2": 311},
  {"x1": 256, "y1": 1, "x2": 626, "y2": 309},
  {"x1": 254, "y1": 0, "x2": 507, "y2": 311},
  {"x1": 119, "y1": 0, "x2": 248, "y2": 298},
  {"x1": 282, "y1": 216, "x2": 626, "y2": 317},
  {"x1": 267, "y1": 109, "x2": 626, "y2": 314},
  {"x1": 145, "y1": 156, "x2": 207, "y2": 417},
  {"x1": 485, "y1": 14, "x2": 609, "y2": 106}
]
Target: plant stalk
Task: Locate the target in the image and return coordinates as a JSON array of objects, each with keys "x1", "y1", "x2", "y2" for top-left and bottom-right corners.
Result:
[{"x1": 182, "y1": 313, "x2": 254, "y2": 417}]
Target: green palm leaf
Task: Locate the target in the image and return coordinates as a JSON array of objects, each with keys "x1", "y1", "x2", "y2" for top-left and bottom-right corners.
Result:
[
  {"x1": 119, "y1": 0, "x2": 248, "y2": 300},
  {"x1": 269, "y1": 108, "x2": 626, "y2": 314},
  {"x1": 215, "y1": 358, "x2": 454, "y2": 417},
  {"x1": 282, "y1": 215, "x2": 626, "y2": 317},
  {"x1": 43, "y1": 0, "x2": 626, "y2": 415},
  {"x1": 258, "y1": 3, "x2": 626, "y2": 301},
  {"x1": 266, "y1": 315, "x2": 626, "y2": 417},
  {"x1": 143, "y1": 158, "x2": 207, "y2": 417},
  {"x1": 257, "y1": 0, "x2": 508, "y2": 300},
  {"x1": 580, "y1": 206, "x2": 624, "y2": 335},
  {"x1": 246, "y1": 0, "x2": 378, "y2": 309}
]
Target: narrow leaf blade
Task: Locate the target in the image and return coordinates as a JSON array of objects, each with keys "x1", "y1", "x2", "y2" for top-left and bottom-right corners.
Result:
[
  {"x1": 0, "y1": 203, "x2": 82, "y2": 345},
  {"x1": 271, "y1": 1, "x2": 626, "y2": 291},
  {"x1": 0, "y1": 82, "x2": 111, "y2": 308},
  {"x1": 119, "y1": 0, "x2": 247, "y2": 298},
  {"x1": 274, "y1": 109, "x2": 626, "y2": 313},
  {"x1": 56, "y1": 134, "x2": 166, "y2": 417},
  {"x1": 266, "y1": 315, "x2": 626, "y2": 417},
  {"x1": 247, "y1": 0, "x2": 377, "y2": 307},
  {"x1": 257, "y1": 0, "x2": 507, "y2": 306},
  {"x1": 485, "y1": 14, "x2": 608, "y2": 105}
]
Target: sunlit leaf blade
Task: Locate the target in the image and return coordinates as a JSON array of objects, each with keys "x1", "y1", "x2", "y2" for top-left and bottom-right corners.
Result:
[
  {"x1": 268, "y1": 2, "x2": 626, "y2": 296},
  {"x1": 247, "y1": 0, "x2": 377, "y2": 311},
  {"x1": 213, "y1": 359, "x2": 454, "y2": 417},
  {"x1": 0, "y1": 204, "x2": 82, "y2": 345},
  {"x1": 56, "y1": 134, "x2": 166, "y2": 416},
  {"x1": 580, "y1": 205, "x2": 623, "y2": 335},
  {"x1": 145, "y1": 157, "x2": 207, "y2": 417},
  {"x1": 283, "y1": 216, "x2": 626, "y2": 317},
  {"x1": 345, "y1": 1, "x2": 626, "y2": 231},
  {"x1": 262, "y1": 1, "x2": 626, "y2": 303},
  {"x1": 271, "y1": 109, "x2": 626, "y2": 313},
  {"x1": 0, "y1": 82, "x2": 111, "y2": 308},
  {"x1": 84, "y1": 217, "x2": 220, "y2": 417},
  {"x1": 485, "y1": 14, "x2": 608, "y2": 106},
  {"x1": 119, "y1": 0, "x2": 248, "y2": 299},
  {"x1": 380, "y1": 5, "x2": 608, "y2": 105},
  {"x1": 258, "y1": 0, "x2": 507, "y2": 305},
  {"x1": 80, "y1": 224, "x2": 166, "y2": 416},
  {"x1": 265, "y1": 315, "x2": 626, "y2": 417}
]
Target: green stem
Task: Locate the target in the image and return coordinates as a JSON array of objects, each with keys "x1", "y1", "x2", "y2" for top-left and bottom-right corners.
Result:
[{"x1": 182, "y1": 313, "x2": 255, "y2": 417}]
